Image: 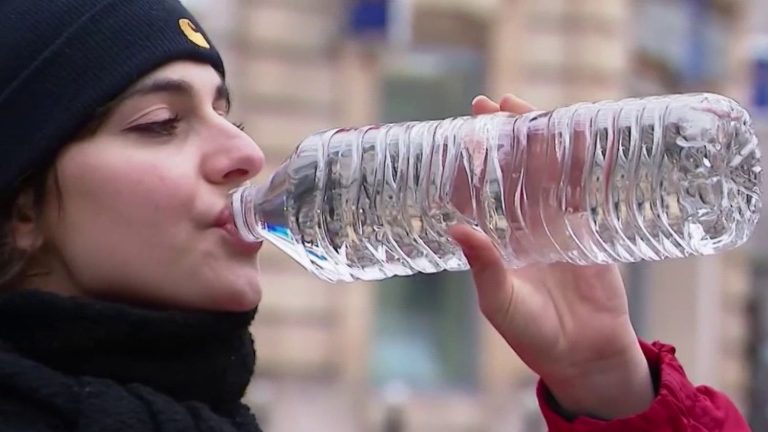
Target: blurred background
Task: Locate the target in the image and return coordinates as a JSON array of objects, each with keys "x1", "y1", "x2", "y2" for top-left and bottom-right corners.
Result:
[{"x1": 184, "y1": 0, "x2": 767, "y2": 430}]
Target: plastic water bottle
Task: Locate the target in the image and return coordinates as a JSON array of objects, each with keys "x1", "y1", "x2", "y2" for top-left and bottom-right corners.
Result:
[{"x1": 231, "y1": 93, "x2": 762, "y2": 283}]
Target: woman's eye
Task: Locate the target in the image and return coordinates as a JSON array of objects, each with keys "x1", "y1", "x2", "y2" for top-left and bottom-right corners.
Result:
[{"x1": 127, "y1": 115, "x2": 181, "y2": 136}]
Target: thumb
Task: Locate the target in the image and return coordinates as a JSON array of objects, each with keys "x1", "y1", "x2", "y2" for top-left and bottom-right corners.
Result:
[{"x1": 449, "y1": 224, "x2": 511, "y2": 318}]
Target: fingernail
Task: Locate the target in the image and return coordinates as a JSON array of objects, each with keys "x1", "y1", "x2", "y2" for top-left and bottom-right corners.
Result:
[{"x1": 472, "y1": 95, "x2": 489, "y2": 105}]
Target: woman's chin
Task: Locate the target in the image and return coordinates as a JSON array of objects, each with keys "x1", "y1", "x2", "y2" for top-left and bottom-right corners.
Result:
[{"x1": 209, "y1": 281, "x2": 262, "y2": 312}]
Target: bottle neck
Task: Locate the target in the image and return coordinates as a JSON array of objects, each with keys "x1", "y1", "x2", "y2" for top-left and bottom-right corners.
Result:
[{"x1": 230, "y1": 185, "x2": 265, "y2": 242}]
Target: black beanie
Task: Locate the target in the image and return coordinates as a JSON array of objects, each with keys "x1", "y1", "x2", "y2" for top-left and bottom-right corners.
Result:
[{"x1": 0, "y1": 0, "x2": 225, "y2": 200}]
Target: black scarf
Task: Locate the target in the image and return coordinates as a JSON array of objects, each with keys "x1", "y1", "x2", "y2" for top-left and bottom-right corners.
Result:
[{"x1": 0, "y1": 289, "x2": 263, "y2": 432}]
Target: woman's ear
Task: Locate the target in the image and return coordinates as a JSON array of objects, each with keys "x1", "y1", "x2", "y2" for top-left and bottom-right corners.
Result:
[{"x1": 11, "y1": 190, "x2": 43, "y2": 253}]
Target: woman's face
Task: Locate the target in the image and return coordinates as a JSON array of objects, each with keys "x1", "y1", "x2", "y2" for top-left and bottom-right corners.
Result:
[{"x1": 29, "y1": 60, "x2": 266, "y2": 311}]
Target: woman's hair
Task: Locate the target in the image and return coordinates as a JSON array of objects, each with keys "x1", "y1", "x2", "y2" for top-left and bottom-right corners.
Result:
[
  {"x1": 0, "y1": 114, "x2": 107, "y2": 290},
  {"x1": 0, "y1": 166, "x2": 53, "y2": 288}
]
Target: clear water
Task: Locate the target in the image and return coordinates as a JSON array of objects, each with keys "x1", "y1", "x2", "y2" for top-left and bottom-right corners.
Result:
[{"x1": 232, "y1": 93, "x2": 762, "y2": 282}]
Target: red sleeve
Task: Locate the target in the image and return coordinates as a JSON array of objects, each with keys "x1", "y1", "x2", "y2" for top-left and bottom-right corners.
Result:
[{"x1": 537, "y1": 341, "x2": 751, "y2": 431}]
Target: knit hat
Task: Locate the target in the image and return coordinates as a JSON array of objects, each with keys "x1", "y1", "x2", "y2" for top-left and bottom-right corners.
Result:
[{"x1": 0, "y1": 0, "x2": 225, "y2": 200}]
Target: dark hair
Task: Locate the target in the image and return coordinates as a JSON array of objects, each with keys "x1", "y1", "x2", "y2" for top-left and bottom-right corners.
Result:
[
  {"x1": 0, "y1": 165, "x2": 54, "y2": 289},
  {"x1": 0, "y1": 110, "x2": 109, "y2": 290}
]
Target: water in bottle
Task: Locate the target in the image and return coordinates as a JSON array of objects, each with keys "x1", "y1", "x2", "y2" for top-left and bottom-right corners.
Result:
[{"x1": 231, "y1": 93, "x2": 762, "y2": 282}]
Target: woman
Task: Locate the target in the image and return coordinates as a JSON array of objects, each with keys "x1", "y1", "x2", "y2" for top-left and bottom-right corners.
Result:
[{"x1": 0, "y1": 0, "x2": 750, "y2": 431}]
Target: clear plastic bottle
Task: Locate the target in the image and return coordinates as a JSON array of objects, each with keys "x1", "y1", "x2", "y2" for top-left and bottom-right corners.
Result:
[{"x1": 231, "y1": 93, "x2": 762, "y2": 282}]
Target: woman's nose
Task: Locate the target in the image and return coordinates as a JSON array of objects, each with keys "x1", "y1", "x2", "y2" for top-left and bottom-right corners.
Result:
[{"x1": 202, "y1": 122, "x2": 265, "y2": 186}]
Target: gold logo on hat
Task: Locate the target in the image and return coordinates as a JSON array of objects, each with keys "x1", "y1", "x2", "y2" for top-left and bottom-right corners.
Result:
[{"x1": 179, "y1": 18, "x2": 210, "y2": 49}]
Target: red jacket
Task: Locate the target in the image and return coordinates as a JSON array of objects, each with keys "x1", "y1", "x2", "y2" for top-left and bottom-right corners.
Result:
[{"x1": 537, "y1": 341, "x2": 751, "y2": 431}]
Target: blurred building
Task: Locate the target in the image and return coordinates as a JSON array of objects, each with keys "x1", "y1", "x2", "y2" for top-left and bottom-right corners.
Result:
[
  {"x1": 627, "y1": 0, "x2": 753, "y2": 414},
  {"x1": 184, "y1": 0, "x2": 757, "y2": 430},
  {"x1": 744, "y1": 0, "x2": 768, "y2": 428}
]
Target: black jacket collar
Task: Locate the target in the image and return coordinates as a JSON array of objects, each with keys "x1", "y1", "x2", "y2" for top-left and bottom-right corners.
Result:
[{"x1": 0, "y1": 289, "x2": 257, "y2": 409}]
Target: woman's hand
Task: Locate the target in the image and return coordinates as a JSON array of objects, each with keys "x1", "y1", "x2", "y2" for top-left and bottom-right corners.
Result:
[{"x1": 450, "y1": 94, "x2": 655, "y2": 419}]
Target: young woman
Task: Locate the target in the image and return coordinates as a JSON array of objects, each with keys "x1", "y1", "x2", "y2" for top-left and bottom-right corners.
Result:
[{"x1": 0, "y1": 0, "x2": 750, "y2": 431}]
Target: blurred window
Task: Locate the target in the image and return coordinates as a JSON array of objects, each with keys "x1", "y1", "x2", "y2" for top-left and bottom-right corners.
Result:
[
  {"x1": 632, "y1": 0, "x2": 730, "y2": 92},
  {"x1": 370, "y1": 50, "x2": 484, "y2": 392}
]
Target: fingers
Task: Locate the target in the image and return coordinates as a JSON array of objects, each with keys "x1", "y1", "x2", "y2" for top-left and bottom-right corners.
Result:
[
  {"x1": 472, "y1": 93, "x2": 537, "y2": 116},
  {"x1": 449, "y1": 224, "x2": 512, "y2": 320},
  {"x1": 472, "y1": 95, "x2": 500, "y2": 115},
  {"x1": 499, "y1": 93, "x2": 536, "y2": 114}
]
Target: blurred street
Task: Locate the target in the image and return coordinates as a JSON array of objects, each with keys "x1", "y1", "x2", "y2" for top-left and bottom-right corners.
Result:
[{"x1": 184, "y1": 0, "x2": 767, "y2": 430}]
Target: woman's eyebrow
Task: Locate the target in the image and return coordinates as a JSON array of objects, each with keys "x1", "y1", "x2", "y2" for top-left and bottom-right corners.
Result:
[{"x1": 113, "y1": 78, "x2": 232, "y2": 112}]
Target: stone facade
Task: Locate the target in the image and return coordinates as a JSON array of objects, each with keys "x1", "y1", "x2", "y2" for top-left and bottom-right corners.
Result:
[{"x1": 185, "y1": 0, "x2": 755, "y2": 430}]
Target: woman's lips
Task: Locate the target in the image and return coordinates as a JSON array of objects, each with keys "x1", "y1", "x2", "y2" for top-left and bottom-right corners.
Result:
[
  {"x1": 219, "y1": 222, "x2": 263, "y2": 254},
  {"x1": 213, "y1": 206, "x2": 262, "y2": 254}
]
